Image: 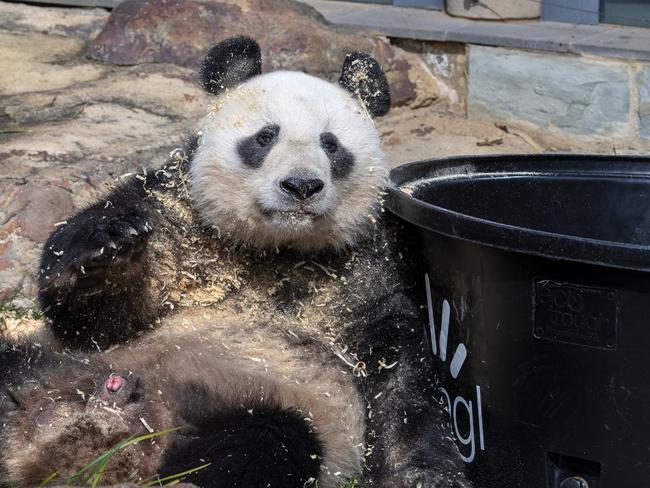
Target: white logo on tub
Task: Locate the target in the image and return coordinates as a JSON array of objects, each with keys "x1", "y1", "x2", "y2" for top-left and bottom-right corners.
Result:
[{"x1": 425, "y1": 273, "x2": 485, "y2": 463}]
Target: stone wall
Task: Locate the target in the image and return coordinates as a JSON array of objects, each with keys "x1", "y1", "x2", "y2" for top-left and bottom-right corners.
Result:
[
  {"x1": 392, "y1": 39, "x2": 467, "y2": 115},
  {"x1": 399, "y1": 40, "x2": 650, "y2": 152},
  {"x1": 468, "y1": 46, "x2": 650, "y2": 148}
]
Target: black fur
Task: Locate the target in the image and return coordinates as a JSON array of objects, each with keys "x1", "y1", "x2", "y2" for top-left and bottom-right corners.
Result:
[
  {"x1": 339, "y1": 52, "x2": 391, "y2": 117},
  {"x1": 320, "y1": 132, "x2": 355, "y2": 178},
  {"x1": 38, "y1": 187, "x2": 157, "y2": 348},
  {"x1": 161, "y1": 384, "x2": 322, "y2": 488},
  {"x1": 0, "y1": 339, "x2": 51, "y2": 413},
  {"x1": 0, "y1": 337, "x2": 69, "y2": 484},
  {"x1": 200, "y1": 36, "x2": 262, "y2": 95},
  {"x1": 237, "y1": 124, "x2": 280, "y2": 168}
]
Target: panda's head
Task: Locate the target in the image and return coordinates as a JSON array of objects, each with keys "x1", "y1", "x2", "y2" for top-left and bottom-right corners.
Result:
[{"x1": 190, "y1": 37, "x2": 390, "y2": 252}]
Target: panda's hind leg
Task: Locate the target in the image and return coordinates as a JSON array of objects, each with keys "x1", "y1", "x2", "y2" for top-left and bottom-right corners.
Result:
[{"x1": 159, "y1": 385, "x2": 323, "y2": 488}]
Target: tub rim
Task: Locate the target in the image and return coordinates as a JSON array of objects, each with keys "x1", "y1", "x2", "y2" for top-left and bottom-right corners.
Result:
[{"x1": 386, "y1": 153, "x2": 650, "y2": 272}]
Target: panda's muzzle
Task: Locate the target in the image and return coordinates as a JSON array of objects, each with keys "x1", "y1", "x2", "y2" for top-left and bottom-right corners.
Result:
[{"x1": 279, "y1": 176, "x2": 324, "y2": 201}]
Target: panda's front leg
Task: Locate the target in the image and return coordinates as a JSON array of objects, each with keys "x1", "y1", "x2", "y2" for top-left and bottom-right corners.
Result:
[
  {"x1": 357, "y1": 293, "x2": 473, "y2": 488},
  {"x1": 38, "y1": 194, "x2": 160, "y2": 350},
  {"x1": 368, "y1": 360, "x2": 472, "y2": 488}
]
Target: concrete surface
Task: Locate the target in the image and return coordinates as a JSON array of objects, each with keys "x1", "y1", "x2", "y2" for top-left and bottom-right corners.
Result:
[{"x1": 300, "y1": 0, "x2": 650, "y2": 62}]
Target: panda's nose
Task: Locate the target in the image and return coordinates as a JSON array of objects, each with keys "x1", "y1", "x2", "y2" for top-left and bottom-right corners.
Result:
[{"x1": 280, "y1": 177, "x2": 324, "y2": 200}]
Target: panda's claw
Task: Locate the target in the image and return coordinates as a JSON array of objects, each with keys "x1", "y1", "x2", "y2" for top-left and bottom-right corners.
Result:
[{"x1": 42, "y1": 211, "x2": 155, "y2": 285}]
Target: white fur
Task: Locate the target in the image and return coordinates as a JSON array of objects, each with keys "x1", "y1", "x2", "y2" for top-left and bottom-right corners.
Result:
[{"x1": 190, "y1": 71, "x2": 388, "y2": 251}]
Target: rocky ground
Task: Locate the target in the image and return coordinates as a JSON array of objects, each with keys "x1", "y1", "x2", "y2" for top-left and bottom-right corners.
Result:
[{"x1": 0, "y1": 0, "x2": 546, "y2": 322}]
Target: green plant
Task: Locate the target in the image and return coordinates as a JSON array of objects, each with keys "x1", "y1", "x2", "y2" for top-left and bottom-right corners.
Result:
[
  {"x1": 39, "y1": 427, "x2": 210, "y2": 487},
  {"x1": 0, "y1": 288, "x2": 43, "y2": 330},
  {"x1": 339, "y1": 477, "x2": 365, "y2": 488}
]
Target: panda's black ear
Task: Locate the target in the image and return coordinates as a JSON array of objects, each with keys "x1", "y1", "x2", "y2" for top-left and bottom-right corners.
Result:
[
  {"x1": 200, "y1": 37, "x2": 262, "y2": 96},
  {"x1": 339, "y1": 52, "x2": 391, "y2": 117}
]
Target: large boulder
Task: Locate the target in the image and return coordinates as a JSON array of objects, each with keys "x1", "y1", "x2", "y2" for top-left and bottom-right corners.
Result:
[{"x1": 88, "y1": 0, "x2": 439, "y2": 107}]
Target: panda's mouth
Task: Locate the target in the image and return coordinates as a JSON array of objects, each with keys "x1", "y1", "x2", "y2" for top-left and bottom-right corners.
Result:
[
  {"x1": 258, "y1": 204, "x2": 321, "y2": 220},
  {"x1": 276, "y1": 209, "x2": 318, "y2": 217}
]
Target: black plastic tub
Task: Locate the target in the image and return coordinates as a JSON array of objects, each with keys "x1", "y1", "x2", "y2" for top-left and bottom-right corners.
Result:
[{"x1": 386, "y1": 154, "x2": 650, "y2": 488}]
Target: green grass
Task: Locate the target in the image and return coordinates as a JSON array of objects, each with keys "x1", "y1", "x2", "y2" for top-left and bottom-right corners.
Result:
[
  {"x1": 36, "y1": 425, "x2": 362, "y2": 487},
  {"x1": 39, "y1": 428, "x2": 210, "y2": 487},
  {"x1": 339, "y1": 477, "x2": 365, "y2": 488},
  {"x1": 0, "y1": 288, "x2": 43, "y2": 332},
  {"x1": 0, "y1": 127, "x2": 31, "y2": 135}
]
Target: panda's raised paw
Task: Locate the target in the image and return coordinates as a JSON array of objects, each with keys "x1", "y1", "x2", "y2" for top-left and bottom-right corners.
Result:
[
  {"x1": 41, "y1": 210, "x2": 154, "y2": 286},
  {"x1": 81, "y1": 214, "x2": 153, "y2": 268},
  {"x1": 77, "y1": 214, "x2": 152, "y2": 272}
]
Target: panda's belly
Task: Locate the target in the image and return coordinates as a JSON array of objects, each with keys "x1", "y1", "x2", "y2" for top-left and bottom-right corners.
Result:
[
  {"x1": 154, "y1": 304, "x2": 367, "y2": 483},
  {"x1": 157, "y1": 301, "x2": 349, "y2": 393}
]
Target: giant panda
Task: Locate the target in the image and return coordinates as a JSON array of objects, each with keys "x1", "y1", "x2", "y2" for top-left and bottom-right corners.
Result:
[{"x1": 12, "y1": 37, "x2": 470, "y2": 487}]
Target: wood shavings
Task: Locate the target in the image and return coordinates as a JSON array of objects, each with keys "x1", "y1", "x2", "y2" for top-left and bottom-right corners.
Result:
[
  {"x1": 181, "y1": 271, "x2": 198, "y2": 281},
  {"x1": 101, "y1": 405, "x2": 124, "y2": 417},
  {"x1": 311, "y1": 261, "x2": 337, "y2": 279},
  {"x1": 104, "y1": 344, "x2": 120, "y2": 354},
  {"x1": 140, "y1": 417, "x2": 154, "y2": 433},
  {"x1": 333, "y1": 348, "x2": 356, "y2": 369},
  {"x1": 352, "y1": 361, "x2": 367, "y2": 377},
  {"x1": 378, "y1": 359, "x2": 398, "y2": 370}
]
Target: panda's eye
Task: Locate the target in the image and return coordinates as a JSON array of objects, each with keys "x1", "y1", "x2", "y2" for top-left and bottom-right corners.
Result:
[
  {"x1": 320, "y1": 133, "x2": 339, "y2": 154},
  {"x1": 256, "y1": 128, "x2": 277, "y2": 147},
  {"x1": 238, "y1": 125, "x2": 280, "y2": 168},
  {"x1": 320, "y1": 132, "x2": 355, "y2": 179}
]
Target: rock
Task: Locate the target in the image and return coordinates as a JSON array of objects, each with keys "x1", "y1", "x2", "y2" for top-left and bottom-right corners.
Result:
[
  {"x1": 0, "y1": 241, "x2": 13, "y2": 273},
  {"x1": 0, "y1": 1, "x2": 109, "y2": 38},
  {"x1": 446, "y1": 0, "x2": 541, "y2": 20},
  {"x1": 468, "y1": 46, "x2": 630, "y2": 136},
  {"x1": 638, "y1": 66, "x2": 650, "y2": 140},
  {"x1": 393, "y1": 40, "x2": 467, "y2": 114},
  {"x1": 398, "y1": 51, "x2": 441, "y2": 109},
  {"x1": 0, "y1": 183, "x2": 74, "y2": 300},
  {"x1": 2, "y1": 184, "x2": 75, "y2": 242},
  {"x1": 0, "y1": 31, "x2": 107, "y2": 96},
  {"x1": 1, "y1": 63, "x2": 210, "y2": 187},
  {"x1": 87, "y1": 0, "x2": 438, "y2": 107},
  {"x1": 0, "y1": 233, "x2": 41, "y2": 302}
]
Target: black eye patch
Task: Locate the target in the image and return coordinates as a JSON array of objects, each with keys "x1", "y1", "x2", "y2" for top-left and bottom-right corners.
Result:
[
  {"x1": 320, "y1": 132, "x2": 355, "y2": 179},
  {"x1": 237, "y1": 124, "x2": 280, "y2": 168}
]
